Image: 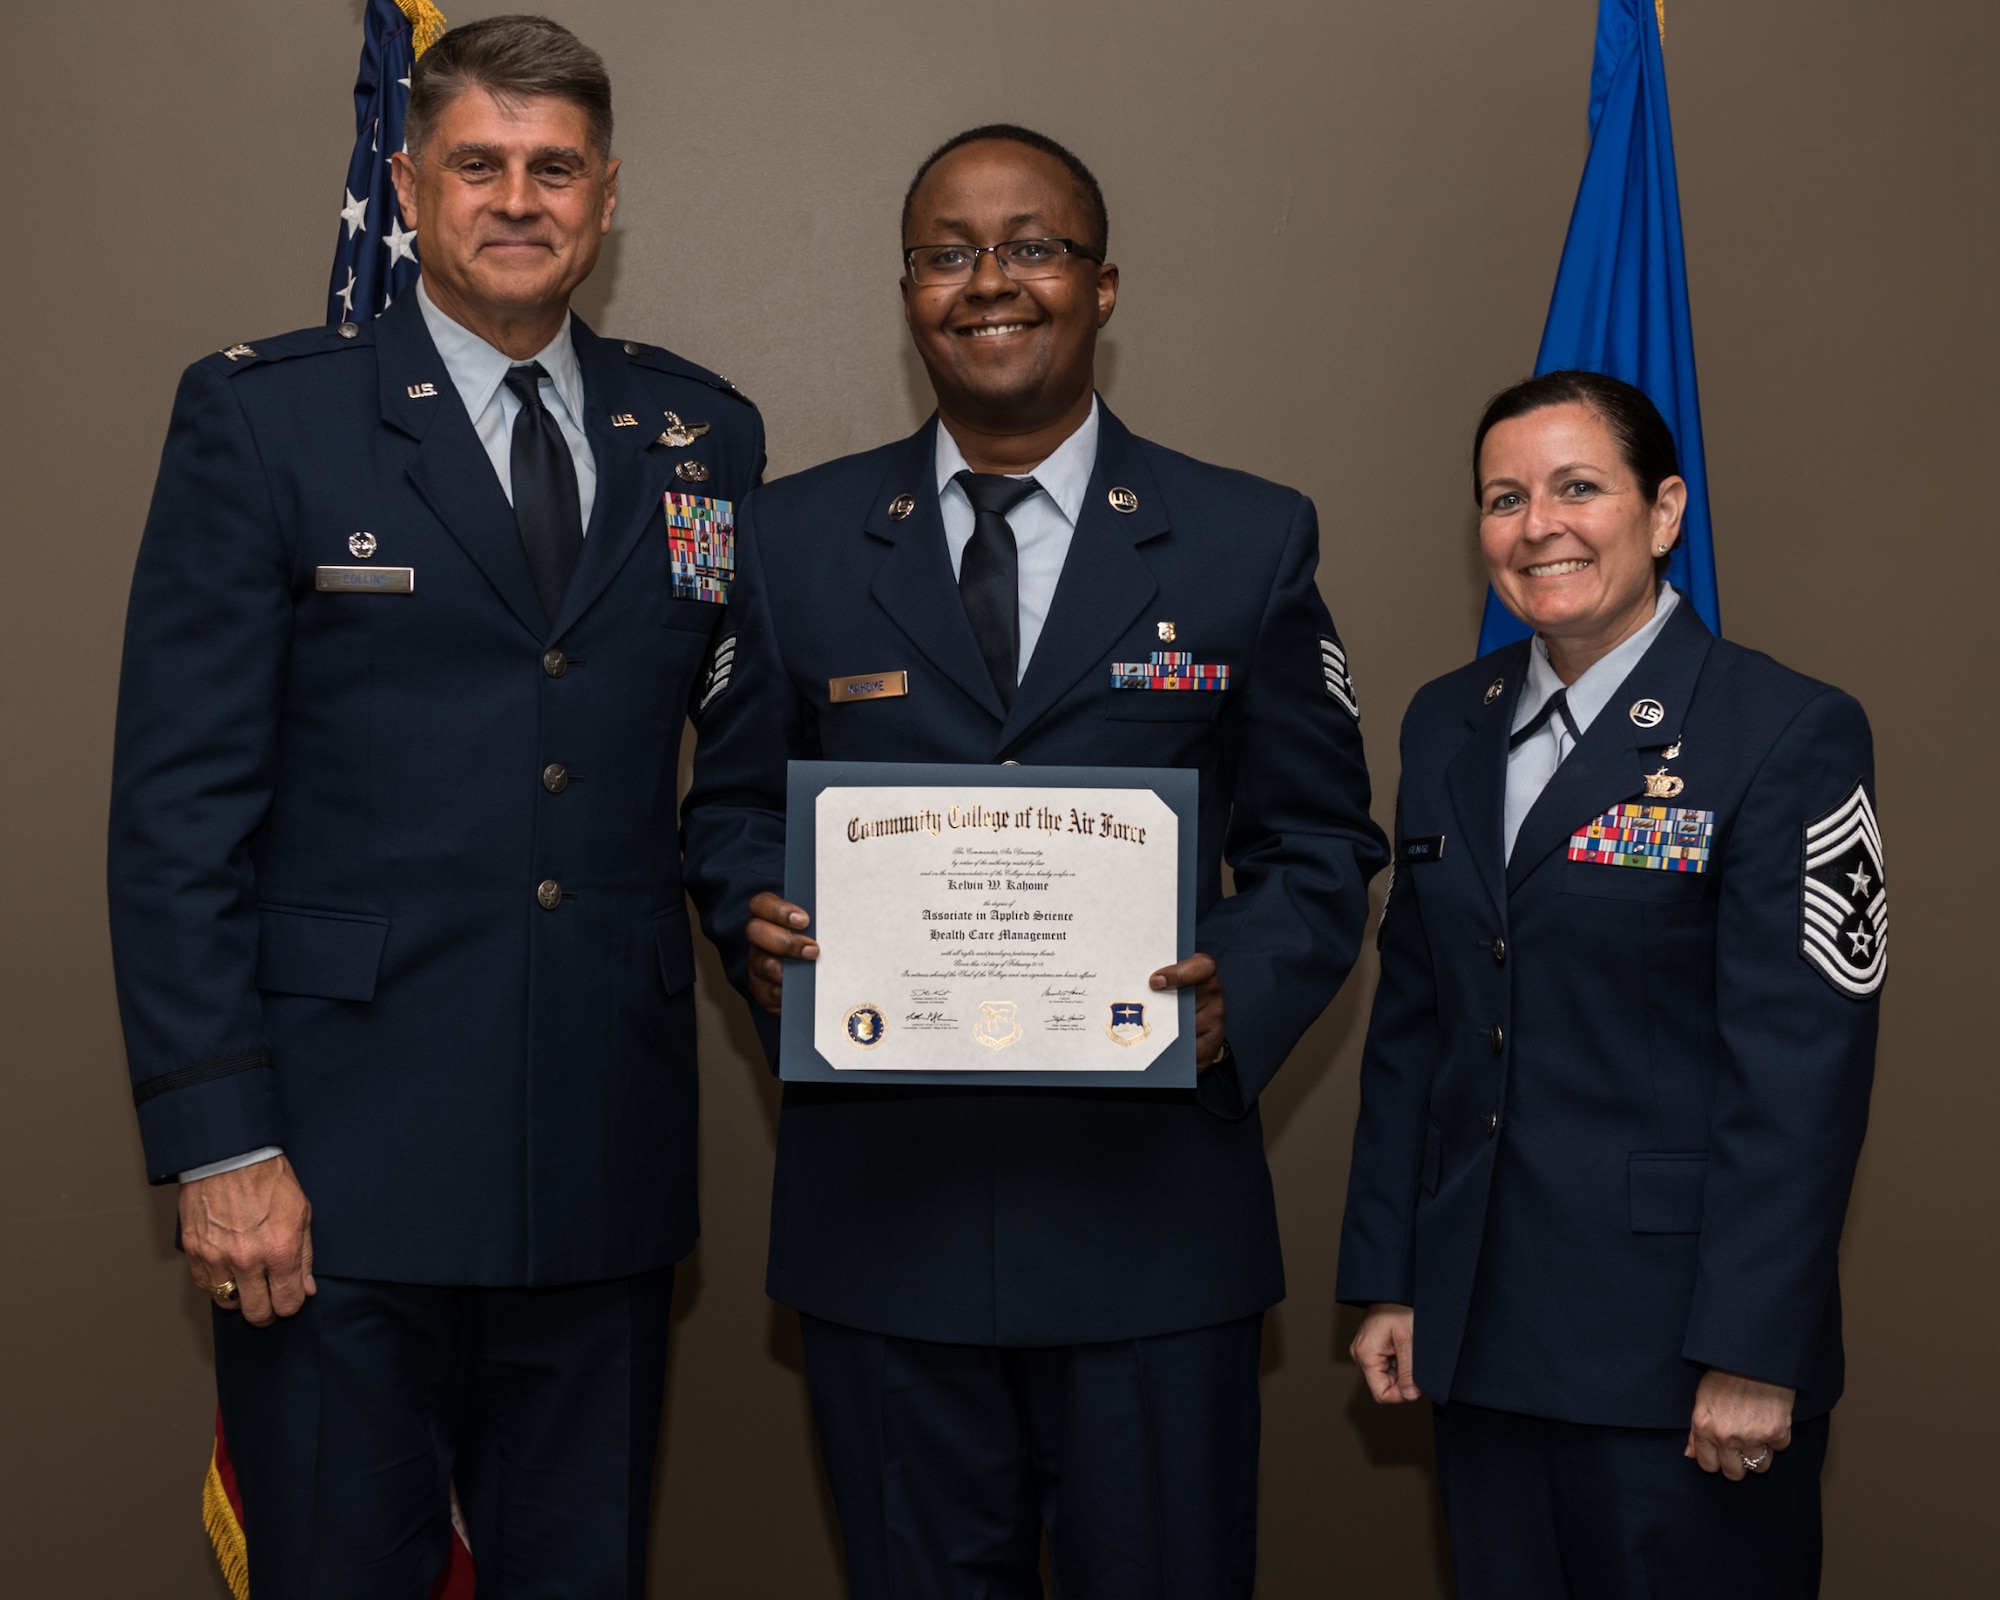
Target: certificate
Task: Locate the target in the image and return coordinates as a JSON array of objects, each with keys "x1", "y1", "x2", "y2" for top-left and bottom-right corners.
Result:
[{"x1": 781, "y1": 762, "x2": 1197, "y2": 1087}]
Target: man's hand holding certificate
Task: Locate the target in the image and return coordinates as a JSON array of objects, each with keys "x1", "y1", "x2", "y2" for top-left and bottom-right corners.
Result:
[{"x1": 747, "y1": 764, "x2": 1215, "y2": 1086}]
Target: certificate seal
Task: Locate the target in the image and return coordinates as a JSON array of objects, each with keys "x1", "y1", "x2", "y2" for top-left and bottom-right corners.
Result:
[
  {"x1": 1106, "y1": 1002, "x2": 1152, "y2": 1047},
  {"x1": 973, "y1": 1000, "x2": 1024, "y2": 1051},
  {"x1": 844, "y1": 1003, "x2": 888, "y2": 1049}
]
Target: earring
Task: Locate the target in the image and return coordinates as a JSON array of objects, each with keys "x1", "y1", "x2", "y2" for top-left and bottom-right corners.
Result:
[{"x1": 1655, "y1": 544, "x2": 1668, "y2": 555}]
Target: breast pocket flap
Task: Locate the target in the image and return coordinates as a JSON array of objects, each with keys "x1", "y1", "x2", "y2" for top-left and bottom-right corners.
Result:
[
  {"x1": 256, "y1": 905, "x2": 390, "y2": 1001},
  {"x1": 1629, "y1": 1153, "x2": 1708, "y2": 1234},
  {"x1": 1104, "y1": 693, "x2": 1224, "y2": 723},
  {"x1": 656, "y1": 904, "x2": 697, "y2": 997}
]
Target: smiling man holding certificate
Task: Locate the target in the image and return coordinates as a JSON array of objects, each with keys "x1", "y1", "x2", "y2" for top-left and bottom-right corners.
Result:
[{"x1": 682, "y1": 126, "x2": 1387, "y2": 1599}]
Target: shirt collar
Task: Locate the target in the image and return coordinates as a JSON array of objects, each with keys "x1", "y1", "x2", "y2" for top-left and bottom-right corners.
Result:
[
  {"x1": 416, "y1": 276, "x2": 585, "y2": 432},
  {"x1": 934, "y1": 395, "x2": 1101, "y2": 526},
  {"x1": 1517, "y1": 582, "x2": 1683, "y2": 737}
]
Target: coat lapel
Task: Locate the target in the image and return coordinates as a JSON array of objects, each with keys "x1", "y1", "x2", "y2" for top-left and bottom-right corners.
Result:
[
  {"x1": 999, "y1": 406, "x2": 1164, "y2": 753},
  {"x1": 1445, "y1": 645, "x2": 1530, "y2": 927},
  {"x1": 864, "y1": 419, "x2": 1009, "y2": 723},
  {"x1": 550, "y1": 317, "x2": 681, "y2": 641},
  {"x1": 379, "y1": 296, "x2": 549, "y2": 639},
  {"x1": 1504, "y1": 599, "x2": 1716, "y2": 894}
]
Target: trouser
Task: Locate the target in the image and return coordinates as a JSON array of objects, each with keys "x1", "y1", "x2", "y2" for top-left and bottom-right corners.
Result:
[
  {"x1": 800, "y1": 1311, "x2": 1264, "y2": 1600},
  {"x1": 213, "y1": 1267, "x2": 674, "y2": 1600},
  {"x1": 1433, "y1": 1399, "x2": 1829, "y2": 1599}
]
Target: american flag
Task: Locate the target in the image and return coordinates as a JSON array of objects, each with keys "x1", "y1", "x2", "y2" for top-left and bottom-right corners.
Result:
[{"x1": 327, "y1": 0, "x2": 447, "y2": 328}]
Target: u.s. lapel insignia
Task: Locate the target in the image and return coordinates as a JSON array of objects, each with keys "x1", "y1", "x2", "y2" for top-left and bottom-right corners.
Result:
[
  {"x1": 1629, "y1": 697, "x2": 1666, "y2": 728},
  {"x1": 887, "y1": 493, "x2": 917, "y2": 521},
  {"x1": 610, "y1": 412, "x2": 638, "y2": 427},
  {"x1": 406, "y1": 382, "x2": 438, "y2": 399},
  {"x1": 661, "y1": 411, "x2": 711, "y2": 448},
  {"x1": 676, "y1": 459, "x2": 711, "y2": 484},
  {"x1": 1107, "y1": 486, "x2": 1139, "y2": 514},
  {"x1": 348, "y1": 531, "x2": 377, "y2": 559},
  {"x1": 1484, "y1": 678, "x2": 1505, "y2": 705},
  {"x1": 1801, "y1": 783, "x2": 1887, "y2": 998}
]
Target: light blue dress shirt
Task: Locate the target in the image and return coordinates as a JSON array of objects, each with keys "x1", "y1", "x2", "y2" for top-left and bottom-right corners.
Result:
[
  {"x1": 1503, "y1": 581, "x2": 1681, "y2": 861},
  {"x1": 416, "y1": 277, "x2": 598, "y2": 532},
  {"x1": 934, "y1": 397, "x2": 1100, "y2": 680},
  {"x1": 178, "y1": 287, "x2": 601, "y2": 1185}
]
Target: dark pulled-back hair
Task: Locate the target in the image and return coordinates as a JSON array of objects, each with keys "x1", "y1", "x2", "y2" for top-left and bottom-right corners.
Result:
[
  {"x1": 902, "y1": 124, "x2": 1109, "y2": 256},
  {"x1": 1471, "y1": 370, "x2": 1681, "y2": 504},
  {"x1": 406, "y1": 14, "x2": 613, "y2": 163}
]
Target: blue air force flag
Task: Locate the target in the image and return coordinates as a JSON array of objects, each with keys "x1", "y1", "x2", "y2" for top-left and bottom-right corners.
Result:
[
  {"x1": 327, "y1": 1, "x2": 446, "y2": 327},
  {"x1": 1478, "y1": 0, "x2": 1721, "y2": 654}
]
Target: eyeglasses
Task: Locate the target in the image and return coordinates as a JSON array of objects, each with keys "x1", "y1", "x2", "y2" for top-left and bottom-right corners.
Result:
[{"x1": 903, "y1": 237, "x2": 1103, "y2": 286}]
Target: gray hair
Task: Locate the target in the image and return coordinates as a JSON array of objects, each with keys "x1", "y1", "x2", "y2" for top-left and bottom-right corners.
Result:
[{"x1": 405, "y1": 14, "x2": 613, "y2": 164}]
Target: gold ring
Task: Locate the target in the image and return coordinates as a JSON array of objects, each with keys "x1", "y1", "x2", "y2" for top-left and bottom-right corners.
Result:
[{"x1": 210, "y1": 1279, "x2": 240, "y2": 1305}]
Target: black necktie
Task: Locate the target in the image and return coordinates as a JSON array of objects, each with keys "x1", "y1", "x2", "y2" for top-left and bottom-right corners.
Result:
[
  {"x1": 1508, "y1": 686, "x2": 1583, "y2": 751},
  {"x1": 504, "y1": 363, "x2": 583, "y2": 624},
  {"x1": 953, "y1": 470, "x2": 1041, "y2": 708}
]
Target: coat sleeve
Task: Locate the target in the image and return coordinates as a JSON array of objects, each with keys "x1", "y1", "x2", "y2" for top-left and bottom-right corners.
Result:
[
  {"x1": 680, "y1": 493, "x2": 808, "y2": 1067},
  {"x1": 1682, "y1": 688, "x2": 1881, "y2": 1389},
  {"x1": 108, "y1": 362, "x2": 291, "y2": 1181},
  {"x1": 1335, "y1": 775, "x2": 1447, "y2": 1306},
  {"x1": 1196, "y1": 493, "x2": 1389, "y2": 1115}
]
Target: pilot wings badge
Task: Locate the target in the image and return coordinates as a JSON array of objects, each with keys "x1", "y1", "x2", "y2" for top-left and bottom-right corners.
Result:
[
  {"x1": 1801, "y1": 783, "x2": 1887, "y2": 998},
  {"x1": 1106, "y1": 1002, "x2": 1152, "y2": 1047},
  {"x1": 973, "y1": 1000, "x2": 1024, "y2": 1051}
]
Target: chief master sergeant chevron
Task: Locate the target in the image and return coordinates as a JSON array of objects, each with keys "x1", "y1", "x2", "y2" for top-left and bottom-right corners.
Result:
[
  {"x1": 682, "y1": 125, "x2": 1388, "y2": 1599},
  {"x1": 106, "y1": 17, "x2": 760, "y2": 1597}
]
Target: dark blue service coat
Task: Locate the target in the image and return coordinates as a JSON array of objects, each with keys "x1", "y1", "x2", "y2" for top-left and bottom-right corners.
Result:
[
  {"x1": 109, "y1": 295, "x2": 762, "y2": 1286},
  {"x1": 682, "y1": 406, "x2": 1388, "y2": 1345},
  {"x1": 1337, "y1": 599, "x2": 1882, "y2": 1427}
]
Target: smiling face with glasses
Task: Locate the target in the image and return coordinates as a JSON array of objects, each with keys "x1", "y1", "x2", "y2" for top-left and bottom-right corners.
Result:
[{"x1": 899, "y1": 138, "x2": 1118, "y2": 475}]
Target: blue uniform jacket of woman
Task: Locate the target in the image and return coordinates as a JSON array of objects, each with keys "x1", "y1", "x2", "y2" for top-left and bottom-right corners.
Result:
[{"x1": 1337, "y1": 596, "x2": 1882, "y2": 1427}]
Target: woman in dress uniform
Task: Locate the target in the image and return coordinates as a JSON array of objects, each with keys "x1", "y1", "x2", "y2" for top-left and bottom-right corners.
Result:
[{"x1": 1337, "y1": 371, "x2": 1883, "y2": 1597}]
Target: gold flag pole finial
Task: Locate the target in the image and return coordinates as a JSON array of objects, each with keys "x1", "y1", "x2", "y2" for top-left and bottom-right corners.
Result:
[
  {"x1": 395, "y1": 0, "x2": 449, "y2": 58},
  {"x1": 1655, "y1": 0, "x2": 1666, "y2": 45}
]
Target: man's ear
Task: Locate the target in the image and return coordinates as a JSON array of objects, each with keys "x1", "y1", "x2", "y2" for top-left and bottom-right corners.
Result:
[
  {"x1": 390, "y1": 150, "x2": 420, "y2": 229},
  {"x1": 1095, "y1": 262, "x2": 1119, "y2": 328},
  {"x1": 599, "y1": 157, "x2": 622, "y2": 233}
]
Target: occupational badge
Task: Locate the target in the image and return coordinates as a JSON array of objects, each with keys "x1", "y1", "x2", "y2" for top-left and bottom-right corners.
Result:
[
  {"x1": 347, "y1": 531, "x2": 377, "y2": 559},
  {"x1": 1157, "y1": 621, "x2": 1177, "y2": 642},
  {"x1": 1568, "y1": 804, "x2": 1715, "y2": 872},
  {"x1": 1109, "y1": 652, "x2": 1230, "y2": 691},
  {"x1": 1642, "y1": 766, "x2": 1685, "y2": 799},
  {"x1": 1106, "y1": 1002, "x2": 1152, "y2": 1047},
  {"x1": 675, "y1": 459, "x2": 711, "y2": 484},
  {"x1": 973, "y1": 1000, "x2": 1024, "y2": 1050},
  {"x1": 1800, "y1": 782, "x2": 1887, "y2": 998},
  {"x1": 664, "y1": 492, "x2": 736, "y2": 604},
  {"x1": 660, "y1": 411, "x2": 710, "y2": 447},
  {"x1": 1320, "y1": 636, "x2": 1359, "y2": 718},
  {"x1": 844, "y1": 1003, "x2": 887, "y2": 1048}
]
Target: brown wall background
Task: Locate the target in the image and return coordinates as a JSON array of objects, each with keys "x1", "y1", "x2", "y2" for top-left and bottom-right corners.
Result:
[{"x1": 4, "y1": 1, "x2": 1993, "y2": 1593}]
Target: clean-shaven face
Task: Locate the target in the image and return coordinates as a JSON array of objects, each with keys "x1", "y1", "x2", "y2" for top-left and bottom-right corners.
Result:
[{"x1": 392, "y1": 87, "x2": 618, "y2": 323}]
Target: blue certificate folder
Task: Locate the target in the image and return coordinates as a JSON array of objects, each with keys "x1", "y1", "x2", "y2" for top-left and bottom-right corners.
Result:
[{"x1": 781, "y1": 761, "x2": 1198, "y2": 1087}]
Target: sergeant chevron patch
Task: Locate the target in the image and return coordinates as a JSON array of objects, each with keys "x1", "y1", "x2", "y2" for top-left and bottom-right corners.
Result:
[
  {"x1": 1320, "y1": 636, "x2": 1359, "y2": 718},
  {"x1": 697, "y1": 633, "x2": 737, "y2": 713},
  {"x1": 1800, "y1": 783, "x2": 1887, "y2": 998}
]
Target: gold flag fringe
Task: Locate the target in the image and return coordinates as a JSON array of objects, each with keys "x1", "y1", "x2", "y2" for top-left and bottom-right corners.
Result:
[
  {"x1": 395, "y1": 0, "x2": 449, "y2": 58},
  {"x1": 203, "y1": 1444, "x2": 251, "y2": 1600}
]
